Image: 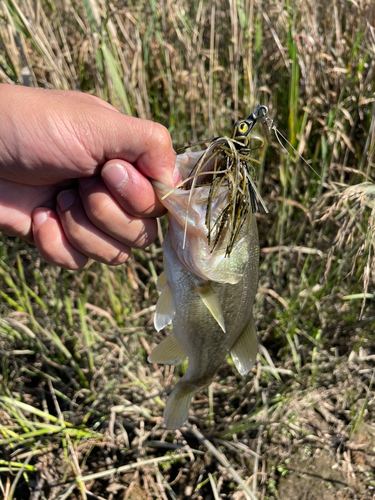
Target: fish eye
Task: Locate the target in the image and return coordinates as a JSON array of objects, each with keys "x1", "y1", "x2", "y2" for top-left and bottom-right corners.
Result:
[{"x1": 238, "y1": 122, "x2": 248, "y2": 134}]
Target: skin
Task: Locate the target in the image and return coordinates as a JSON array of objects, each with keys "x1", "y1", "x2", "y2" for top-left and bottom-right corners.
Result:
[{"x1": 0, "y1": 84, "x2": 181, "y2": 269}]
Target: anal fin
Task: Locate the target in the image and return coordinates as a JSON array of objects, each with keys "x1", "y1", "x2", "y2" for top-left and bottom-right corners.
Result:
[
  {"x1": 230, "y1": 316, "x2": 258, "y2": 376},
  {"x1": 195, "y1": 282, "x2": 226, "y2": 332},
  {"x1": 148, "y1": 332, "x2": 186, "y2": 365},
  {"x1": 154, "y1": 282, "x2": 175, "y2": 332}
]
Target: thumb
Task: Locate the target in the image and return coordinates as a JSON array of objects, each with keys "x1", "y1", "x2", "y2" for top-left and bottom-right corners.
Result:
[{"x1": 91, "y1": 112, "x2": 181, "y2": 188}]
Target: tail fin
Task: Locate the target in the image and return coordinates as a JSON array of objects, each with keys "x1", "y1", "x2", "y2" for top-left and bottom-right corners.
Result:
[{"x1": 163, "y1": 381, "x2": 195, "y2": 430}]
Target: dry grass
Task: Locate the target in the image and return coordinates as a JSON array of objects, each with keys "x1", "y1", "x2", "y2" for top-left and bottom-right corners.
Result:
[{"x1": 1, "y1": 0, "x2": 375, "y2": 498}]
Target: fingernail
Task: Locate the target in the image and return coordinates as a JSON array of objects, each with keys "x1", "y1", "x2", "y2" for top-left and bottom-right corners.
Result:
[
  {"x1": 57, "y1": 190, "x2": 76, "y2": 210},
  {"x1": 33, "y1": 211, "x2": 48, "y2": 228},
  {"x1": 103, "y1": 164, "x2": 129, "y2": 188},
  {"x1": 79, "y1": 176, "x2": 97, "y2": 190},
  {"x1": 157, "y1": 164, "x2": 181, "y2": 188},
  {"x1": 172, "y1": 165, "x2": 182, "y2": 185}
]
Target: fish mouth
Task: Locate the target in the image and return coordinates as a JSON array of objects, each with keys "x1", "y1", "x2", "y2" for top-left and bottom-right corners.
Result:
[{"x1": 174, "y1": 137, "x2": 268, "y2": 257}]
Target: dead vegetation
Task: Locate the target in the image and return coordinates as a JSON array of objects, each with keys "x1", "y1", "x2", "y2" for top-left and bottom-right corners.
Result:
[{"x1": 1, "y1": 0, "x2": 375, "y2": 498}]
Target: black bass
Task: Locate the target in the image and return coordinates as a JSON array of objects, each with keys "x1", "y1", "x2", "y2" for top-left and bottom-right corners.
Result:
[{"x1": 150, "y1": 107, "x2": 268, "y2": 429}]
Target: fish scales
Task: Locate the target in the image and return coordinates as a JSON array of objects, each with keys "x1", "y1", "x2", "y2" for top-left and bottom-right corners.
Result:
[
  {"x1": 150, "y1": 127, "x2": 263, "y2": 429},
  {"x1": 164, "y1": 220, "x2": 258, "y2": 365},
  {"x1": 163, "y1": 219, "x2": 259, "y2": 376}
]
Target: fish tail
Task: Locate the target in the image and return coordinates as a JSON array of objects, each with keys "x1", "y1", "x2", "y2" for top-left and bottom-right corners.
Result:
[{"x1": 163, "y1": 381, "x2": 196, "y2": 430}]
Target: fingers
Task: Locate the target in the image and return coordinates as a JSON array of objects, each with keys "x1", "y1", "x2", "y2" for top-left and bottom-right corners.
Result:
[
  {"x1": 0, "y1": 178, "x2": 64, "y2": 244},
  {"x1": 32, "y1": 179, "x2": 157, "y2": 269},
  {"x1": 100, "y1": 160, "x2": 167, "y2": 218},
  {"x1": 33, "y1": 180, "x2": 160, "y2": 268},
  {"x1": 55, "y1": 190, "x2": 131, "y2": 266},
  {"x1": 93, "y1": 113, "x2": 180, "y2": 188},
  {"x1": 78, "y1": 175, "x2": 158, "y2": 248},
  {"x1": 32, "y1": 209, "x2": 88, "y2": 270},
  {"x1": 7, "y1": 172, "x2": 161, "y2": 269}
]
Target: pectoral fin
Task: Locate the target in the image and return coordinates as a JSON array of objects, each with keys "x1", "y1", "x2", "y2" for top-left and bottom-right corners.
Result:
[
  {"x1": 195, "y1": 283, "x2": 226, "y2": 332},
  {"x1": 148, "y1": 332, "x2": 187, "y2": 365},
  {"x1": 154, "y1": 282, "x2": 175, "y2": 332},
  {"x1": 230, "y1": 316, "x2": 258, "y2": 376}
]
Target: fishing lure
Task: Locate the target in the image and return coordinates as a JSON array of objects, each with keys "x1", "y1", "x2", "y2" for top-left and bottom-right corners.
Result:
[{"x1": 175, "y1": 105, "x2": 270, "y2": 256}]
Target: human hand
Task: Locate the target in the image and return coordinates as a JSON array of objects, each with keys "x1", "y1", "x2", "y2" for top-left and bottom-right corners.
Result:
[{"x1": 0, "y1": 84, "x2": 180, "y2": 269}]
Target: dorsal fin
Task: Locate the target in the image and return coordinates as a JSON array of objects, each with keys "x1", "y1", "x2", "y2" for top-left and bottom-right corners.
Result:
[{"x1": 195, "y1": 283, "x2": 226, "y2": 332}]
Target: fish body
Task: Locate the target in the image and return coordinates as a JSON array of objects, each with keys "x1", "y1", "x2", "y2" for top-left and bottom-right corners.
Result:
[{"x1": 150, "y1": 149, "x2": 260, "y2": 429}]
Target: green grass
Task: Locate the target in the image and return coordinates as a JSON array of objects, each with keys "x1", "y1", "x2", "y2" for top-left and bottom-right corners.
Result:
[{"x1": 1, "y1": 0, "x2": 375, "y2": 498}]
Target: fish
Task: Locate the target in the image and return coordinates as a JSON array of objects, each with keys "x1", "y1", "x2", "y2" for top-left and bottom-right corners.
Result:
[{"x1": 149, "y1": 107, "x2": 268, "y2": 429}]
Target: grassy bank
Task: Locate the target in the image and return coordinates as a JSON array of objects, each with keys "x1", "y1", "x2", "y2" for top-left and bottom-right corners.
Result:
[{"x1": 1, "y1": 0, "x2": 375, "y2": 498}]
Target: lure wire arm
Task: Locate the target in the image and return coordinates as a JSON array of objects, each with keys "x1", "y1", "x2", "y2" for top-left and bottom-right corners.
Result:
[{"x1": 246, "y1": 105, "x2": 269, "y2": 132}]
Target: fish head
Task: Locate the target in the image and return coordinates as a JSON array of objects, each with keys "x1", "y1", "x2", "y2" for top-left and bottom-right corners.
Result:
[{"x1": 153, "y1": 150, "x2": 255, "y2": 284}]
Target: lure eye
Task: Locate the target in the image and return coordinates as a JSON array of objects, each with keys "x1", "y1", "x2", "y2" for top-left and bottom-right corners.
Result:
[{"x1": 238, "y1": 122, "x2": 249, "y2": 134}]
